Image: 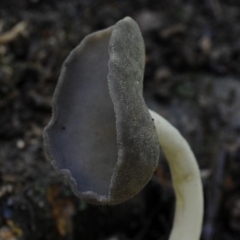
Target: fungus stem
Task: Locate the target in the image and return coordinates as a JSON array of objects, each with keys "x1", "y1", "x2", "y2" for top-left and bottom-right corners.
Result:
[{"x1": 149, "y1": 110, "x2": 203, "y2": 240}]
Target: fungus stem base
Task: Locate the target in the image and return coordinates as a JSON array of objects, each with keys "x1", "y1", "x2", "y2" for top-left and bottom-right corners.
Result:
[{"x1": 149, "y1": 110, "x2": 203, "y2": 240}]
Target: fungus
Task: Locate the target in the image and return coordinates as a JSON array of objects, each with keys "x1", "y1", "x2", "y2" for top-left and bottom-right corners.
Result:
[{"x1": 43, "y1": 17, "x2": 203, "y2": 239}]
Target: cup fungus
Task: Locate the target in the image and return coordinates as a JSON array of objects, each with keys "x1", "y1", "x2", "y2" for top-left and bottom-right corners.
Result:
[{"x1": 44, "y1": 17, "x2": 203, "y2": 240}]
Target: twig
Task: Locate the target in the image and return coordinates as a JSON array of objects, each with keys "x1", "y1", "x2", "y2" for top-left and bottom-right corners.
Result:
[
  {"x1": 203, "y1": 148, "x2": 227, "y2": 240},
  {"x1": 0, "y1": 21, "x2": 27, "y2": 44}
]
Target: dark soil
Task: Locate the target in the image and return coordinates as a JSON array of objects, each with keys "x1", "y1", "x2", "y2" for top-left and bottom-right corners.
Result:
[{"x1": 0, "y1": 0, "x2": 240, "y2": 239}]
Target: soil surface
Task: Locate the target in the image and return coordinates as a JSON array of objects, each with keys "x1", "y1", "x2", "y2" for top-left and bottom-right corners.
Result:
[{"x1": 1, "y1": 0, "x2": 240, "y2": 239}]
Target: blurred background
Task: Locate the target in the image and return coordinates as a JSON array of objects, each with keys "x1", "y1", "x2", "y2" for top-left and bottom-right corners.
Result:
[{"x1": 0, "y1": 0, "x2": 240, "y2": 239}]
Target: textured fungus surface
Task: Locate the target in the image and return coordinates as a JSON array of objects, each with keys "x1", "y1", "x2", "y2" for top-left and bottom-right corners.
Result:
[{"x1": 44, "y1": 17, "x2": 159, "y2": 205}]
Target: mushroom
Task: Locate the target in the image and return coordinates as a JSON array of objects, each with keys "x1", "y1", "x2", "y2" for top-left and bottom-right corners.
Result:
[{"x1": 43, "y1": 17, "x2": 203, "y2": 240}]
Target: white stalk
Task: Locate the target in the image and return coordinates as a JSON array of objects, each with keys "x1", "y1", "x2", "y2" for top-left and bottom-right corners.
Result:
[{"x1": 149, "y1": 110, "x2": 203, "y2": 240}]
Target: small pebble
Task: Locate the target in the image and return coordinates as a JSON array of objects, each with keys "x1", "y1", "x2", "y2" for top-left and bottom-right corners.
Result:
[{"x1": 16, "y1": 139, "x2": 25, "y2": 149}]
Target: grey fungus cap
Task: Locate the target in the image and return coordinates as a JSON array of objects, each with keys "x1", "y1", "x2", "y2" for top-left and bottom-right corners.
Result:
[{"x1": 43, "y1": 17, "x2": 160, "y2": 205}]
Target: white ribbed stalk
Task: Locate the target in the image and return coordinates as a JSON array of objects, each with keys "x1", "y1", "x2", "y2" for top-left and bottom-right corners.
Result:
[{"x1": 149, "y1": 110, "x2": 203, "y2": 240}]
